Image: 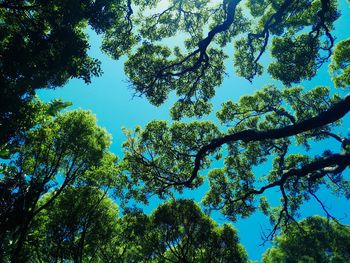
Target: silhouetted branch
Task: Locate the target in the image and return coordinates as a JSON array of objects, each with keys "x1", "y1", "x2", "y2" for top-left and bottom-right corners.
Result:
[
  {"x1": 186, "y1": 92, "x2": 350, "y2": 186},
  {"x1": 246, "y1": 0, "x2": 294, "y2": 81},
  {"x1": 154, "y1": 0, "x2": 242, "y2": 79}
]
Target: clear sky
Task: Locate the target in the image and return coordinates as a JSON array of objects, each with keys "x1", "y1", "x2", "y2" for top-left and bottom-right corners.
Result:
[{"x1": 38, "y1": 1, "x2": 350, "y2": 261}]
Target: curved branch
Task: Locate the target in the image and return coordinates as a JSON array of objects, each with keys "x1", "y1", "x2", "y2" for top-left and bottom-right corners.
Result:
[
  {"x1": 227, "y1": 152, "x2": 350, "y2": 205},
  {"x1": 158, "y1": 0, "x2": 241, "y2": 78},
  {"x1": 310, "y1": 0, "x2": 335, "y2": 66},
  {"x1": 246, "y1": 0, "x2": 295, "y2": 80},
  {"x1": 186, "y1": 93, "x2": 350, "y2": 186},
  {"x1": 125, "y1": 0, "x2": 134, "y2": 34}
]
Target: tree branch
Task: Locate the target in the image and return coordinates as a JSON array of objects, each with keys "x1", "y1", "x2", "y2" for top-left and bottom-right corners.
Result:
[
  {"x1": 156, "y1": 0, "x2": 241, "y2": 79},
  {"x1": 186, "y1": 93, "x2": 350, "y2": 186}
]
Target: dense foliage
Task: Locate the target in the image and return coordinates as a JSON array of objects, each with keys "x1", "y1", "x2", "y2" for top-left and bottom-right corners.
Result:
[
  {"x1": 145, "y1": 199, "x2": 247, "y2": 262},
  {"x1": 23, "y1": 197, "x2": 248, "y2": 262},
  {"x1": 262, "y1": 216, "x2": 350, "y2": 262},
  {"x1": 1, "y1": 0, "x2": 350, "y2": 262},
  {"x1": 116, "y1": 0, "x2": 340, "y2": 118},
  {"x1": 24, "y1": 187, "x2": 120, "y2": 262},
  {"x1": 0, "y1": 0, "x2": 131, "y2": 145},
  {"x1": 0, "y1": 109, "x2": 118, "y2": 261},
  {"x1": 118, "y1": 0, "x2": 350, "y2": 239}
]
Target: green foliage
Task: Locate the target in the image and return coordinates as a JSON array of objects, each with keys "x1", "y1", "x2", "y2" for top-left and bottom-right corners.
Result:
[
  {"x1": 19, "y1": 197, "x2": 247, "y2": 262},
  {"x1": 0, "y1": 109, "x2": 118, "y2": 261},
  {"x1": 144, "y1": 199, "x2": 248, "y2": 262},
  {"x1": 268, "y1": 35, "x2": 319, "y2": 84},
  {"x1": 101, "y1": 0, "x2": 341, "y2": 117},
  {"x1": 124, "y1": 44, "x2": 226, "y2": 117},
  {"x1": 330, "y1": 38, "x2": 350, "y2": 88},
  {"x1": 0, "y1": 97, "x2": 72, "y2": 148},
  {"x1": 121, "y1": 120, "x2": 221, "y2": 202},
  {"x1": 0, "y1": 0, "x2": 132, "y2": 145},
  {"x1": 2, "y1": 0, "x2": 350, "y2": 261},
  {"x1": 262, "y1": 216, "x2": 350, "y2": 263},
  {"x1": 99, "y1": 208, "x2": 151, "y2": 262},
  {"x1": 123, "y1": 84, "x2": 349, "y2": 224},
  {"x1": 24, "y1": 187, "x2": 119, "y2": 262}
]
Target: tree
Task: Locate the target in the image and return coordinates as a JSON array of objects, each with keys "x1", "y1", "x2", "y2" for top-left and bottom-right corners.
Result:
[
  {"x1": 118, "y1": 0, "x2": 350, "y2": 238},
  {"x1": 0, "y1": 98, "x2": 72, "y2": 157},
  {"x1": 0, "y1": 0, "x2": 134, "y2": 145},
  {"x1": 17, "y1": 197, "x2": 247, "y2": 263},
  {"x1": 143, "y1": 199, "x2": 247, "y2": 263},
  {"x1": 95, "y1": 199, "x2": 247, "y2": 262},
  {"x1": 0, "y1": 109, "x2": 118, "y2": 262},
  {"x1": 23, "y1": 186, "x2": 119, "y2": 263},
  {"x1": 101, "y1": 0, "x2": 340, "y2": 118},
  {"x1": 262, "y1": 216, "x2": 350, "y2": 262}
]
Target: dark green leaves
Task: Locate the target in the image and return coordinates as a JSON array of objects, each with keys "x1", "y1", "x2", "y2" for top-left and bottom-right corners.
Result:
[
  {"x1": 268, "y1": 35, "x2": 319, "y2": 84},
  {"x1": 121, "y1": 120, "x2": 221, "y2": 201},
  {"x1": 125, "y1": 43, "x2": 226, "y2": 118},
  {"x1": 122, "y1": 85, "x2": 350, "y2": 230},
  {"x1": 263, "y1": 216, "x2": 350, "y2": 262},
  {"x1": 145, "y1": 199, "x2": 248, "y2": 262},
  {"x1": 114, "y1": 0, "x2": 341, "y2": 117},
  {"x1": 0, "y1": 0, "x2": 129, "y2": 145},
  {"x1": 0, "y1": 109, "x2": 118, "y2": 261},
  {"x1": 330, "y1": 38, "x2": 350, "y2": 88}
]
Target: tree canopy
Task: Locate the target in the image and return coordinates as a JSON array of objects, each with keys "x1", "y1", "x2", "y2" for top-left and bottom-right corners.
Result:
[
  {"x1": 0, "y1": 0, "x2": 131, "y2": 145},
  {"x1": 0, "y1": 109, "x2": 118, "y2": 261},
  {"x1": 262, "y1": 216, "x2": 350, "y2": 262},
  {"x1": 21, "y1": 196, "x2": 248, "y2": 262},
  {"x1": 117, "y1": 0, "x2": 350, "y2": 238},
  {"x1": 145, "y1": 199, "x2": 247, "y2": 262},
  {"x1": 1, "y1": 0, "x2": 350, "y2": 262},
  {"x1": 109, "y1": 0, "x2": 340, "y2": 118},
  {"x1": 24, "y1": 186, "x2": 120, "y2": 262},
  {"x1": 122, "y1": 83, "x2": 350, "y2": 233}
]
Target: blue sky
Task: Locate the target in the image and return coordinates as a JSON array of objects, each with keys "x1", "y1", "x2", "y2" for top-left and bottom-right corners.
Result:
[{"x1": 38, "y1": 1, "x2": 350, "y2": 261}]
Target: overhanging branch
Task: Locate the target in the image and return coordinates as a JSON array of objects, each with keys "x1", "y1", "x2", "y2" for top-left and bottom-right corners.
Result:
[
  {"x1": 158, "y1": 0, "x2": 242, "y2": 78},
  {"x1": 185, "y1": 93, "x2": 350, "y2": 186}
]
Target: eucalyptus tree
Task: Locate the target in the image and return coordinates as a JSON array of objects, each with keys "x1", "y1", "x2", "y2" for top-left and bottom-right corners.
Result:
[
  {"x1": 115, "y1": 0, "x2": 350, "y2": 238},
  {"x1": 0, "y1": 110, "x2": 118, "y2": 262},
  {"x1": 262, "y1": 216, "x2": 350, "y2": 262}
]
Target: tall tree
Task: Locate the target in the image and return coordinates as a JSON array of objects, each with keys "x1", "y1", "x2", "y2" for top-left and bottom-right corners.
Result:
[
  {"x1": 0, "y1": 109, "x2": 118, "y2": 262},
  {"x1": 2, "y1": 0, "x2": 350, "y2": 257},
  {"x1": 262, "y1": 216, "x2": 350, "y2": 262},
  {"x1": 93, "y1": 199, "x2": 247, "y2": 262},
  {"x1": 122, "y1": 82, "x2": 350, "y2": 235}
]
